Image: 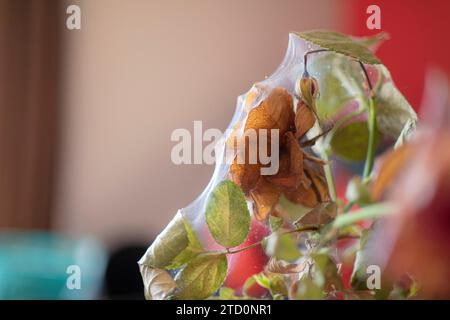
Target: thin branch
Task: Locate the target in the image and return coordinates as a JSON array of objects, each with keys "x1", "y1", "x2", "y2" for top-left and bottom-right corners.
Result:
[
  {"x1": 226, "y1": 225, "x2": 319, "y2": 255},
  {"x1": 357, "y1": 60, "x2": 374, "y2": 93},
  {"x1": 303, "y1": 49, "x2": 329, "y2": 75}
]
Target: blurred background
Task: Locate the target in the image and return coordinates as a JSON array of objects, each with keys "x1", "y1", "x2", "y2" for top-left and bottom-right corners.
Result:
[{"x1": 0, "y1": 0, "x2": 449, "y2": 299}]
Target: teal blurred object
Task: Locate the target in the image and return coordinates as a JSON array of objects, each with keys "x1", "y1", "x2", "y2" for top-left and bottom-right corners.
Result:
[{"x1": 0, "y1": 231, "x2": 107, "y2": 299}]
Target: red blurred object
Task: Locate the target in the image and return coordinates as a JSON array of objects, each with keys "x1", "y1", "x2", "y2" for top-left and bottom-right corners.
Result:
[
  {"x1": 382, "y1": 130, "x2": 450, "y2": 298},
  {"x1": 224, "y1": 219, "x2": 270, "y2": 297},
  {"x1": 348, "y1": 0, "x2": 450, "y2": 112}
]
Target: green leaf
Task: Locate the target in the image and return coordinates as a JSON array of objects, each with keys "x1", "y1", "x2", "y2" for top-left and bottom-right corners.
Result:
[
  {"x1": 299, "y1": 33, "x2": 416, "y2": 146},
  {"x1": 374, "y1": 65, "x2": 418, "y2": 139},
  {"x1": 310, "y1": 52, "x2": 368, "y2": 120},
  {"x1": 313, "y1": 253, "x2": 343, "y2": 292},
  {"x1": 245, "y1": 272, "x2": 289, "y2": 299},
  {"x1": 330, "y1": 121, "x2": 380, "y2": 162},
  {"x1": 139, "y1": 265, "x2": 177, "y2": 300},
  {"x1": 205, "y1": 180, "x2": 250, "y2": 248},
  {"x1": 292, "y1": 277, "x2": 325, "y2": 300},
  {"x1": 294, "y1": 30, "x2": 381, "y2": 64},
  {"x1": 394, "y1": 118, "x2": 416, "y2": 149},
  {"x1": 355, "y1": 32, "x2": 390, "y2": 50},
  {"x1": 268, "y1": 274, "x2": 288, "y2": 298},
  {"x1": 217, "y1": 287, "x2": 240, "y2": 300},
  {"x1": 351, "y1": 229, "x2": 373, "y2": 290},
  {"x1": 253, "y1": 273, "x2": 271, "y2": 289},
  {"x1": 269, "y1": 215, "x2": 283, "y2": 232},
  {"x1": 139, "y1": 213, "x2": 191, "y2": 269},
  {"x1": 276, "y1": 195, "x2": 312, "y2": 223},
  {"x1": 166, "y1": 219, "x2": 203, "y2": 269},
  {"x1": 265, "y1": 232, "x2": 301, "y2": 262},
  {"x1": 350, "y1": 225, "x2": 392, "y2": 296},
  {"x1": 174, "y1": 253, "x2": 228, "y2": 300},
  {"x1": 345, "y1": 177, "x2": 372, "y2": 206},
  {"x1": 242, "y1": 275, "x2": 257, "y2": 296}
]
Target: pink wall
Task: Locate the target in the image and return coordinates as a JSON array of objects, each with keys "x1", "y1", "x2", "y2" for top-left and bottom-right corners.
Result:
[{"x1": 54, "y1": 0, "x2": 343, "y2": 246}]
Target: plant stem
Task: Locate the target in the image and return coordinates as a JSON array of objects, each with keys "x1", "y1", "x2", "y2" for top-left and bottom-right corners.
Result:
[
  {"x1": 332, "y1": 202, "x2": 394, "y2": 229},
  {"x1": 363, "y1": 96, "x2": 377, "y2": 180},
  {"x1": 357, "y1": 61, "x2": 377, "y2": 181},
  {"x1": 321, "y1": 149, "x2": 337, "y2": 201},
  {"x1": 303, "y1": 49, "x2": 329, "y2": 75},
  {"x1": 343, "y1": 200, "x2": 356, "y2": 213},
  {"x1": 226, "y1": 225, "x2": 319, "y2": 255}
]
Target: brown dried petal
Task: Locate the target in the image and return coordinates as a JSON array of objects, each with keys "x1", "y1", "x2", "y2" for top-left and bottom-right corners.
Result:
[
  {"x1": 250, "y1": 87, "x2": 295, "y2": 137},
  {"x1": 283, "y1": 182, "x2": 318, "y2": 208},
  {"x1": 304, "y1": 161, "x2": 330, "y2": 203},
  {"x1": 295, "y1": 100, "x2": 316, "y2": 139},
  {"x1": 250, "y1": 177, "x2": 281, "y2": 221},
  {"x1": 230, "y1": 162, "x2": 260, "y2": 194},
  {"x1": 283, "y1": 159, "x2": 330, "y2": 208},
  {"x1": 267, "y1": 132, "x2": 305, "y2": 189},
  {"x1": 266, "y1": 152, "x2": 294, "y2": 187},
  {"x1": 231, "y1": 87, "x2": 294, "y2": 193}
]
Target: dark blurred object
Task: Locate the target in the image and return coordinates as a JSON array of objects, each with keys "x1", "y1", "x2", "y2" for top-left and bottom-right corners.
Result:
[
  {"x1": 0, "y1": 0, "x2": 60, "y2": 228},
  {"x1": 104, "y1": 244, "x2": 149, "y2": 300}
]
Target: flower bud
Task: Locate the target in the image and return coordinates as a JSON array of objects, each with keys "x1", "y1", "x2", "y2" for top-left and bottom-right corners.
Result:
[{"x1": 296, "y1": 74, "x2": 319, "y2": 108}]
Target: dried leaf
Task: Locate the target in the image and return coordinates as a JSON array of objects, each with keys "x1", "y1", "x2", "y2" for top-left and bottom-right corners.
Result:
[
  {"x1": 140, "y1": 265, "x2": 177, "y2": 300},
  {"x1": 294, "y1": 202, "x2": 337, "y2": 227},
  {"x1": 266, "y1": 258, "x2": 308, "y2": 274},
  {"x1": 250, "y1": 177, "x2": 281, "y2": 221}
]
